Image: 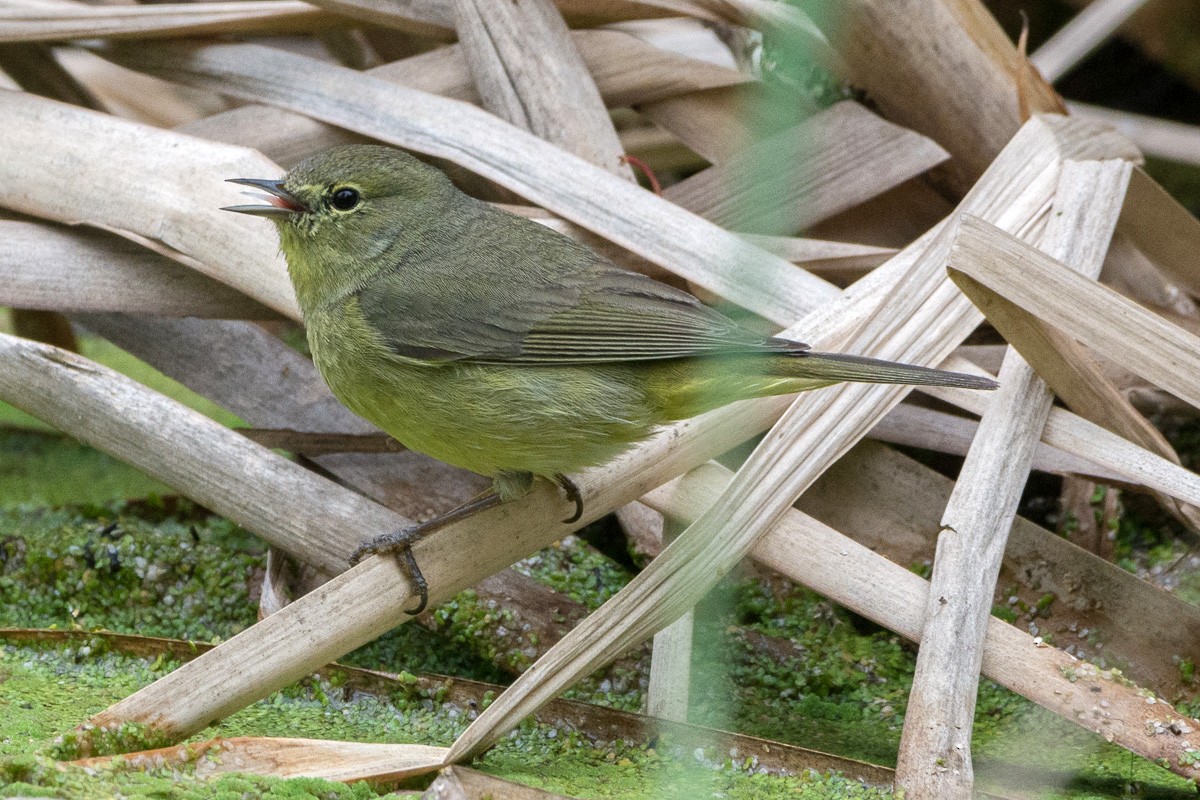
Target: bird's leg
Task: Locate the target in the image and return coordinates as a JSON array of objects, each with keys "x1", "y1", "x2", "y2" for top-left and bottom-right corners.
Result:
[
  {"x1": 553, "y1": 473, "x2": 584, "y2": 523},
  {"x1": 349, "y1": 489, "x2": 502, "y2": 615},
  {"x1": 352, "y1": 472, "x2": 583, "y2": 615}
]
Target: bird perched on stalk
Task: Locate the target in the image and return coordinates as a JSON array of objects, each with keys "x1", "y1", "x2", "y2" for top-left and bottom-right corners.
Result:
[{"x1": 226, "y1": 145, "x2": 996, "y2": 613}]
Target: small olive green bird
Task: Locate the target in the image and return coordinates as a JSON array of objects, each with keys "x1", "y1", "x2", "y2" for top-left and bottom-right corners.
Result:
[{"x1": 226, "y1": 144, "x2": 995, "y2": 611}]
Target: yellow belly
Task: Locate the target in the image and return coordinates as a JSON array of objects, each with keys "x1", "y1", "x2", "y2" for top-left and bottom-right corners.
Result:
[{"x1": 305, "y1": 300, "x2": 659, "y2": 480}]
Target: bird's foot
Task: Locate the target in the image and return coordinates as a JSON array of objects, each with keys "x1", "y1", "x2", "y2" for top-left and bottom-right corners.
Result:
[
  {"x1": 554, "y1": 473, "x2": 584, "y2": 523},
  {"x1": 350, "y1": 490, "x2": 505, "y2": 616},
  {"x1": 350, "y1": 527, "x2": 429, "y2": 615}
]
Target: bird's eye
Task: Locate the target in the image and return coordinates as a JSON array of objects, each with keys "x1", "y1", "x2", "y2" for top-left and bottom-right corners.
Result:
[{"x1": 330, "y1": 187, "x2": 360, "y2": 211}]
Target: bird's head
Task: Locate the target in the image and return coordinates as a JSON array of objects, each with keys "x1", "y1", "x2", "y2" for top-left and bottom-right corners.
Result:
[{"x1": 225, "y1": 144, "x2": 454, "y2": 310}]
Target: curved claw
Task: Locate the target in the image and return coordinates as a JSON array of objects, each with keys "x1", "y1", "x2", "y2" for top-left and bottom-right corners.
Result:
[
  {"x1": 554, "y1": 474, "x2": 584, "y2": 523},
  {"x1": 398, "y1": 547, "x2": 429, "y2": 615},
  {"x1": 348, "y1": 527, "x2": 428, "y2": 615},
  {"x1": 348, "y1": 491, "x2": 502, "y2": 616}
]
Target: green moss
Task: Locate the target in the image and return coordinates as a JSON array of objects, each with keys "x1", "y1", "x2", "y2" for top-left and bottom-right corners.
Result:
[
  {"x1": 0, "y1": 488, "x2": 514, "y2": 686},
  {"x1": 514, "y1": 534, "x2": 633, "y2": 611},
  {"x1": 1180, "y1": 659, "x2": 1195, "y2": 686},
  {"x1": 686, "y1": 579, "x2": 913, "y2": 765},
  {"x1": 0, "y1": 755, "x2": 393, "y2": 800},
  {"x1": 56, "y1": 721, "x2": 176, "y2": 761},
  {"x1": 0, "y1": 504, "x2": 261, "y2": 642},
  {"x1": 43, "y1": 651, "x2": 1188, "y2": 800},
  {"x1": 1036, "y1": 592, "x2": 1057, "y2": 614},
  {"x1": 340, "y1": 621, "x2": 512, "y2": 686},
  {"x1": 481, "y1": 744, "x2": 896, "y2": 799},
  {"x1": 0, "y1": 641, "x2": 897, "y2": 799},
  {"x1": 974, "y1": 701, "x2": 1197, "y2": 798}
]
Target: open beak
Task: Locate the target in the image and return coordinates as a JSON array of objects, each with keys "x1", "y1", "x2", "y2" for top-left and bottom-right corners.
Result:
[{"x1": 222, "y1": 178, "x2": 308, "y2": 217}]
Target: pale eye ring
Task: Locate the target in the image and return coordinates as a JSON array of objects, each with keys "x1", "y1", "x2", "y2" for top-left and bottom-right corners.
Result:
[{"x1": 331, "y1": 187, "x2": 360, "y2": 211}]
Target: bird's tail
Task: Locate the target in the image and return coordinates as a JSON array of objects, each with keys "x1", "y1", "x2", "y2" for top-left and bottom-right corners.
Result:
[{"x1": 789, "y1": 351, "x2": 998, "y2": 390}]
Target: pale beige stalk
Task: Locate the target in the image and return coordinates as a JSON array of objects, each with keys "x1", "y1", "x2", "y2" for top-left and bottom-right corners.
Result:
[{"x1": 895, "y1": 159, "x2": 1130, "y2": 798}]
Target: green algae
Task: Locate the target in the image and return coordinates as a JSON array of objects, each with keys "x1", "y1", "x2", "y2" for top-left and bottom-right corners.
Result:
[{"x1": 3, "y1": 625, "x2": 1181, "y2": 800}]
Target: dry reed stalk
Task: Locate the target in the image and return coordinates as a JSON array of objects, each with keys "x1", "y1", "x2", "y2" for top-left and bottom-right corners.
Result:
[
  {"x1": 895, "y1": 159, "x2": 1130, "y2": 798},
  {"x1": 0, "y1": 220, "x2": 276, "y2": 318},
  {"x1": 424, "y1": 766, "x2": 582, "y2": 799},
  {"x1": 638, "y1": 461, "x2": 1200, "y2": 783},
  {"x1": 799, "y1": 440, "x2": 1200, "y2": 702},
  {"x1": 1030, "y1": 0, "x2": 1154, "y2": 83},
  {"x1": 1, "y1": 42, "x2": 104, "y2": 353},
  {"x1": 180, "y1": 29, "x2": 748, "y2": 168},
  {"x1": 950, "y1": 220, "x2": 1200, "y2": 412},
  {"x1": 497, "y1": 213, "x2": 899, "y2": 281},
  {"x1": 0, "y1": 0, "x2": 338, "y2": 42},
  {"x1": 823, "y1": 0, "x2": 1200, "y2": 332},
  {"x1": 739, "y1": 234, "x2": 896, "y2": 275},
  {"x1": 54, "y1": 47, "x2": 230, "y2": 127},
  {"x1": 1118, "y1": 168, "x2": 1200, "y2": 300},
  {"x1": 644, "y1": 520, "x2": 691, "y2": 722},
  {"x1": 662, "y1": 101, "x2": 949, "y2": 234},
  {"x1": 635, "y1": 84, "x2": 767, "y2": 164},
  {"x1": 826, "y1": 0, "x2": 1064, "y2": 196},
  {"x1": 1070, "y1": 102, "x2": 1200, "y2": 167},
  {"x1": 0, "y1": 90, "x2": 298, "y2": 318},
  {"x1": 956, "y1": 220, "x2": 1200, "y2": 536},
  {"x1": 451, "y1": 0, "x2": 632, "y2": 179},
  {"x1": 868, "y1": 404, "x2": 1120, "y2": 479},
  {"x1": 297, "y1": 0, "x2": 835, "y2": 65},
  {"x1": 75, "y1": 738, "x2": 450, "y2": 783}
]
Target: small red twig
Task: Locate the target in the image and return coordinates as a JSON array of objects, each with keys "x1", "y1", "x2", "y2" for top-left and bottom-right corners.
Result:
[{"x1": 619, "y1": 154, "x2": 662, "y2": 196}]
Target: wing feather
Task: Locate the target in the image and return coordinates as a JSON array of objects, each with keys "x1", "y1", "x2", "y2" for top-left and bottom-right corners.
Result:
[{"x1": 355, "y1": 199, "x2": 807, "y2": 365}]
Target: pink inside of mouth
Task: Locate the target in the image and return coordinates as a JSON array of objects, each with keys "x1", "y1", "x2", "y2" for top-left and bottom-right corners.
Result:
[{"x1": 266, "y1": 194, "x2": 305, "y2": 212}]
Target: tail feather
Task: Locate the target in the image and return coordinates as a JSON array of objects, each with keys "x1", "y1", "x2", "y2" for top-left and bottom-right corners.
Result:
[{"x1": 792, "y1": 351, "x2": 999, "y2": 391}]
